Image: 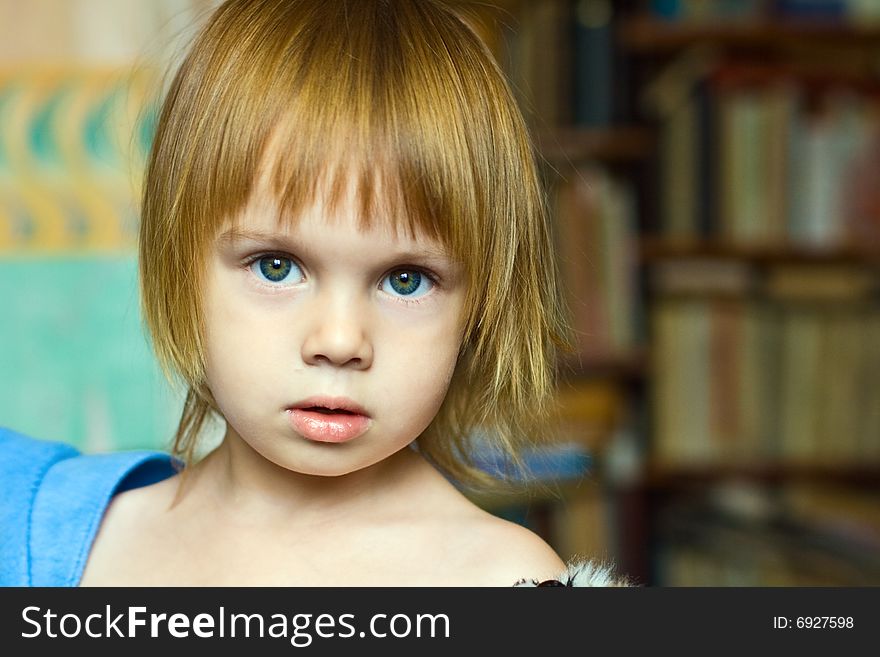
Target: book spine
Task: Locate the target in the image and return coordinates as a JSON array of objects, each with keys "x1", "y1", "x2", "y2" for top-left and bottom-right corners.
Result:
[{"x1": 572, "y1": 0, "x2": 614, "y2": 127}]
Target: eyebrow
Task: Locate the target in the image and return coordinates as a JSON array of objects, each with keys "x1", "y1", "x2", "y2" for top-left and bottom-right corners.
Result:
[{"x1": 215, "y1": 228, "x2": 454, "y2": 263}]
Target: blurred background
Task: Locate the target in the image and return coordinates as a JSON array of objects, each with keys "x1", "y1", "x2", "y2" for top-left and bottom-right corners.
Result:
[
  {"x1": 0, "y1": 0, "x2": 217, "y2": 452},
  {"x1": 2, "y1": 0, "x2": 879, "y2": 586}
]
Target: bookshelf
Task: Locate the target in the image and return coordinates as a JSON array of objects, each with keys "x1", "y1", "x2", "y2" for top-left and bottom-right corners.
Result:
[
  {"x1": 486, "y1": 0, "x2": 880, "y2": 585},
  {"x1": 641, "y1": 239, "x2": 880, "y2": 265},
  {"x1": 619, "y1": 15, "x2": 880, "y2": 52},
  {"x1": 643, "y1": 464, "x2": 880, "y2": 489},
  {"x1": 535, "y1": 126, "x2": 654, "y2": 163}
]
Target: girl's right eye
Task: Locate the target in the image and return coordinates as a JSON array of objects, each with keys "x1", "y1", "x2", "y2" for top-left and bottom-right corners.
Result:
[{"x1": 248, "y1": 255, "x2": 304, "y2": 286}]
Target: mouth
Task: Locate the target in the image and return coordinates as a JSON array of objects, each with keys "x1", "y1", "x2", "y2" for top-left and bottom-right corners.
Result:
[
  {"x1": 302, "y1": 406, "x2": 355, "y2": 415},
  {"x1": 287, "y1": 396, "x2": 371, "y2": 443},
  {"x1": 290, "y1": 396, "x2": 369, "y2": 417}
]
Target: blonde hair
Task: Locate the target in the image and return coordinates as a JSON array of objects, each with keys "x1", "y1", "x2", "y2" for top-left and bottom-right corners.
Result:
[{"x1": 140, "y1": 0, "x2": 574, "y2": 491}]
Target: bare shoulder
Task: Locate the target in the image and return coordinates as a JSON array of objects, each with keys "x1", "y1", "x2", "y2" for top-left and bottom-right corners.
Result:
[
  {"x1": 434, "y1": 505, "x2": 565, "y2": 586},
  {"x1": 410, "y1": 466, "x2": 566, "y2": 585},
  {"x1": 447, "y1": 512, "x2": 632, "y2": 586},
  {"x1": 79, "y1": 475, "x2": 180, "y2": 585},
  {"x1": 101, "y1": 473, "x2": 179, "y2": 529},
  {"x1": 470, "y1": 513, "x2": 566, "y2": 585}
]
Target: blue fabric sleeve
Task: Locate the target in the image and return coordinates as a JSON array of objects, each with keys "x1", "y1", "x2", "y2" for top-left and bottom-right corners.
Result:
[
  {"x1": 0, "y1": 427, "x2": 79, "y2": 586},
  {"x1": 1, "y1": 427, "x2": 177, "y2": 586}
]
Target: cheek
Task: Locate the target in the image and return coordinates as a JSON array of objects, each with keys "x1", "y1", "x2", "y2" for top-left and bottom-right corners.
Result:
[
  {"x1": 202, "y1": 283, "x2": 287, "y2": 415},
  {"x1": 203, "y1": 324, "x2": 257, "y2": 409},
  {"x1": 204, "y1": 293, "x2": 244, "y2": 380},
  {"x1": 204, "y1": 266, "x2": 290, "y2": 364},
  {"x1": 380, "y1": 320, "x2": 462, "y2": 415}
]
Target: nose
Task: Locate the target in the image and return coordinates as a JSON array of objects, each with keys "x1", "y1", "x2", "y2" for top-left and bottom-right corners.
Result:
[{"x1": 300, "y1": 292, "x2": 373, "y2": 370}]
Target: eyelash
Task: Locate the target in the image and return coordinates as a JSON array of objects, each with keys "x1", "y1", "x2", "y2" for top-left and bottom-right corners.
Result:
[{"x1": 241, "y1": 252, "x2": 441, "y2": 305}]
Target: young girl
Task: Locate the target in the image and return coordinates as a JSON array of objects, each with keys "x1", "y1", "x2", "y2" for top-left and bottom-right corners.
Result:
[{"x1": 0, "y1": 0, "x2": 629, "y2": 587}]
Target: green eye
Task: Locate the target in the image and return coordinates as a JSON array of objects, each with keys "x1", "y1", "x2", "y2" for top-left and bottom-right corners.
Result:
[
  {"x1": 251, "y1": 256, "x2": 302, "y2": 284},
  {"x1": 383, "y1": 270, "x2": 432, "y2": 298}
]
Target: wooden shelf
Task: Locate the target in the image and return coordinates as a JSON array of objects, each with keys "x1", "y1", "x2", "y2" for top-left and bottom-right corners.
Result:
[
  {"x1": 640, "y1": 239, "x2": 880, "y2": 265},
  {"x1": 642, "y1": 464, "x2": 880, "y2": 489},
  {"x1": 619, "y1": 15, "x2": 880, "y2": 53},
  {"x1": 556, "y1": 350, "x2": 647, "y2": 382},
  {"x1": 535, "y1": 126, "x2": 653, "y2": 164}
]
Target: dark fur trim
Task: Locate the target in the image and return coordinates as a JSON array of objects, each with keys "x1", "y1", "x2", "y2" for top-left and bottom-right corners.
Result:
[{"x1": 513, "y1": 559, "x2": 633, "y2": 587}]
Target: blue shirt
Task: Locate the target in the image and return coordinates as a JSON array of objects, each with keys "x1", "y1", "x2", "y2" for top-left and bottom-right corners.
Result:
[{"x1": 0, "y1": 427, "x2": 176, "y2": 586}]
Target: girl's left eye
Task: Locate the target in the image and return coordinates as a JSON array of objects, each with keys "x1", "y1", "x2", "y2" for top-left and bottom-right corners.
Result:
[
  {"x1": 381, "y1": 269, "x2": 434, "y2": 299},
  {"x1": 249, "y1": 256, "x2": 304, "y2": 285}
]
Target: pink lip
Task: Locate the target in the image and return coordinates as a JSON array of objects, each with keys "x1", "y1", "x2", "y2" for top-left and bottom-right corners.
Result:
[
  {"x1": 291, "y1": 395, "x2": 369, "y2": 416},
  {"x1": 287, "y1": 396, "x2": 371, "y2": 443}
]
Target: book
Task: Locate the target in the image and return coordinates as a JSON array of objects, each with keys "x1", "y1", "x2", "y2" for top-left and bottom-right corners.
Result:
[
  {"x1": 841, "y1": 112, "x2": 880, "y2": 247},
  {"x1": 656, "y1": 59, "x2": 880, "y2": 249},
  {"x1": 737, "y1": 302, "x2": 773, "y2": 464},
  {"x1": 764, "y1": 264, "x2": 876, "y2": 301},
  {"x1": 572, "y1": 0, "x2": 614, "y2": 126},
  {"x1": 649, "y1": 258, "x2": 755, "y2": 296},
  {"x1": 553, "y1": 379, "x2": 625, "y2": 451},
  {"x1": 856, "y1": 312, "x2": 880, "y2": 463},
  {"x1": 649, "y1": 48, "x2": 721, "y2": 240},
  {"x1": 659, "y1": 87, "x2": 699, "y2": 239},
  {"x1": 648, "y1": 0, "x2": 766, "y2": 23},
  {"x1": 553, "y1": 165, "x2": 639, "y2": 361},
  {"x1": 777, "y1": 308, "x2": 823, "y2": 464},
  {"x1": 709, "y1": 300, "x2": 742, "y2": 463},
  {"x1": 772, "y1": 0, "x2": 848, "y2": 20},
  {"x1": 651, "y1": 299, "x2": 682, "y2": 467},
  {"x1": 789, "y1": 90, "x2": 869, "y2": 247},
  {"x1": 652, "y1": 298, "x2": 714, "y2": 465},
  {"x1": 510, "y1": 0, "x2": 572, "y2": 126},
  {"x1": 817, "y1": 310, "x2": 864, "y2": 465},
  {"x1": 550, "y1": 480, "x2": 614, "y2": 566},
  {"x1": 654, "y1": 485, "x2": 880, "y2": 585}
]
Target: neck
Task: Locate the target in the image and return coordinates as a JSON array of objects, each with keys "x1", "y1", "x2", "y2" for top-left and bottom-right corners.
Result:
[{"x1": 172, "y1": 427, "x2": 430, "y2": 530}]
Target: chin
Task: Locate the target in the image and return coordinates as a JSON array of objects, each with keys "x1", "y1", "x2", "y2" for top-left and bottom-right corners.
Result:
[{"x1": 269, "y1": 454, "x2": 380, "y2": 478}]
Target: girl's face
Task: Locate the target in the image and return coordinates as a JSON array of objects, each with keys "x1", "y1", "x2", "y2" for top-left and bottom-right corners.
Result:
[{"x1": 202, "y1": 180, "x2": 467, "y2": 477}]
